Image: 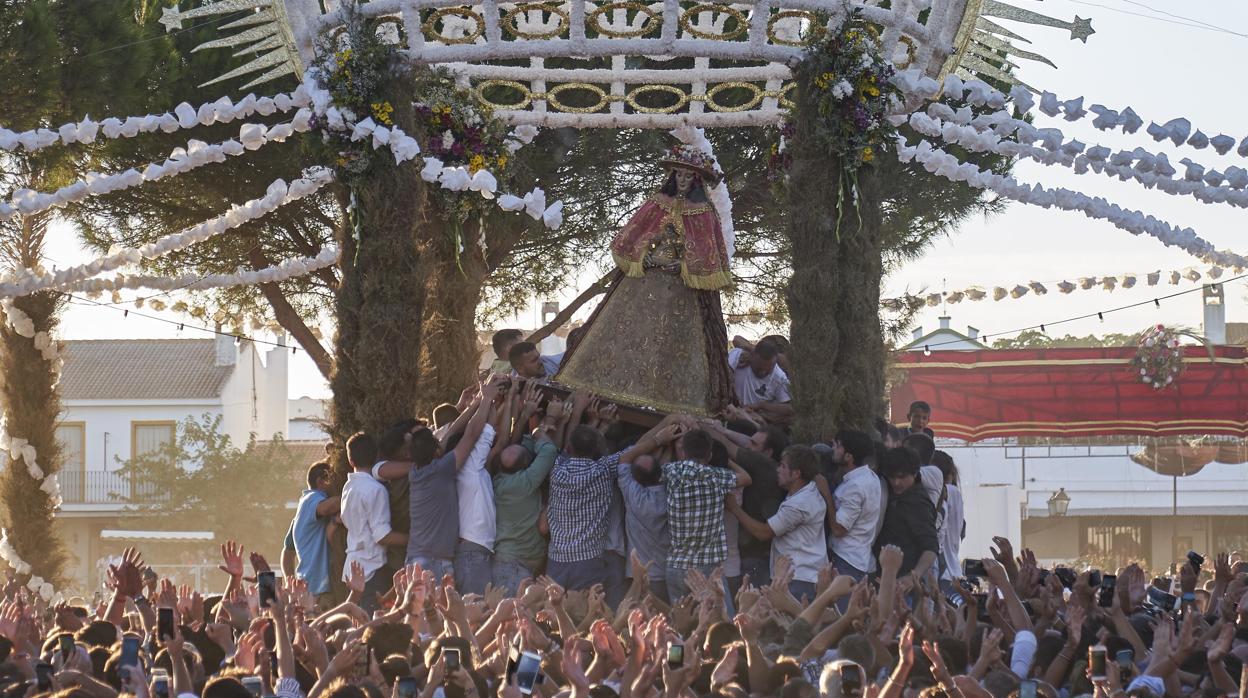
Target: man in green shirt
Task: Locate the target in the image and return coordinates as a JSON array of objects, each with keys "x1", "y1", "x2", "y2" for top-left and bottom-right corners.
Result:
[{"x1": 491, "y1": 423, "x2": 558, "y2": 595}]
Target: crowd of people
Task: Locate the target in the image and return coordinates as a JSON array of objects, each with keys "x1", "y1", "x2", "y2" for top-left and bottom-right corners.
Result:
[{"x1": 4, "y1": 335, "x2": 1248, "y2": 698}]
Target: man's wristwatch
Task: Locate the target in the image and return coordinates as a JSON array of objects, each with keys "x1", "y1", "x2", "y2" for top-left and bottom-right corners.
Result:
[{"x1": 132, "y1": 594, "x2": 149, "y2": 606}]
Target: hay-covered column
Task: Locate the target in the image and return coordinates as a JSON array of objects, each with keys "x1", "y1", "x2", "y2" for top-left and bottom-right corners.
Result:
[
  {"x1": 314, "y1": 22, "x2": 431, "y2": 461},
  {"x1": 785, "y1": 18, "x2": 893, "y2": 440},
  {"x1": 0, "y1": 286, "x2": 70, "y2": 586}
]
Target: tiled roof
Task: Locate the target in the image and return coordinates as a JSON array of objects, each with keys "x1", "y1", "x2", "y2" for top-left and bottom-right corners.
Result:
[{"x1": 61, "y1": 339, "x2": 233, "y2": 400}]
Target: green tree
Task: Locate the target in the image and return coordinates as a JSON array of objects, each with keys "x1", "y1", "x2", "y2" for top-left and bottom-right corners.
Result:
[
  {"x1": 115, "y1": 415, "x2": 300, "y2": 551},
  {"x1": 0, "y1": 0, "x2": 167, "y2": 584},
  {"x1": 991, "y1": 330, "x2": 1137, "y2": 349}
]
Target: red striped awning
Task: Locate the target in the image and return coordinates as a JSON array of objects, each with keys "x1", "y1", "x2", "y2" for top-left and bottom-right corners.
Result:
[{"x1": 889, "y1": 346, "x2": 1248, "y2": 441}]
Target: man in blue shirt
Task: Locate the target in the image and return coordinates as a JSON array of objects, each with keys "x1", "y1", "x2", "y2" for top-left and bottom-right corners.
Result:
[{"x1": 282, "y1": 461, "x2": 339, "y2": 609}]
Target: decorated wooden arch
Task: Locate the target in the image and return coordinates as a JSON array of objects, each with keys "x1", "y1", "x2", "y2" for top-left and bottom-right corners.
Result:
[{"x1": 161, "y1": 0, "x2": 1094, "y2": 128}]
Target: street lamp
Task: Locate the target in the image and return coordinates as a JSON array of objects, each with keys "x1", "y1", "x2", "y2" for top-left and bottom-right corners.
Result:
[{"x1": 1047, "y1": 488, "x2": 1071, "y2": 517}]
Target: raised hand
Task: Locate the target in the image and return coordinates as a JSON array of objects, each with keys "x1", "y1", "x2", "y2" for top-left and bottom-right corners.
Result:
[
  {"x1": 1066, "y1": 603, "x2": 1086, "y2": 647},
  {"x1": 685, "y1": 568, "x2": 710, "y2": 599},
  {"x1": 772, "y1": 555, "x2": 795, "y2": 589},
  {"x1": 878, "y1": 544, "x2": 903, "y2": 577},
  {"x1": 655, "y1": 423, "x2": 684, "y2": 445},
  {"x1": 562, "y1": 637, "x2": 593, "y2": 692},
  {"x1": 157, "y1": 578, "x2": 178, "y2": 609},
  {"x1": 249, "y1": 553, "x2": 272, "y2": 579},
  {"x1": 346, "y1": 561, "x2": 366, "y2": 596},
  {"x1": 898, "y1": 622, "x2": 917, "y2": 669},
  {"x1": 110, "y1": 547, "x2": 147, "y2": 598},
  {"x1": 990, "y1": 537, "x2": 1014, "y2": 566},
  {"x1": 326, "y1": 641, "x2": 366, "y2": 679},
  {"x1": 710, "y1": 643, "x2": 741, "y2": 690},
  {"x1": 922, "y1": 639, "x2": 953, "y2": 683},
  {"x1": 219, "y1": 541, "x2": 245, "y2": 579},
  {"x1": 545, "y1": 580, "x2": 566, "y2": 608},
  {"x1": 519, "y1": 380, "x2": 541, "y2": 414},
  {"x1": 976, "y1": 627, "x2": 1005, "y2": 669},
  {"x1": 235, "y1": 630, "x2": 263, "y2": 673},
  {"x1": 294, "y1": 622, "x2": 329, "y2": 675},
  {"x1": 661, "y1": 641, "x2": 702, "y2": 695},
  {"x1": 0, "y1": 601, "x2": 20, "y2": 642},
  {"x1": 545, "y1": 398, "x2": 567, "y2": 423},
  {"x1": 732, "y1": 612, "x2": 758, "y2": 639},
  {"x1": 599, "y1": 403, "x2": 620, "y2": 424}
]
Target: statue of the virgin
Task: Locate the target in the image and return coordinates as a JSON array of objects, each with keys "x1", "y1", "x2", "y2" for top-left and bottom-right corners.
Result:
[{"x1": 554, "y1": 144, "x2": 737, "y2": 416}]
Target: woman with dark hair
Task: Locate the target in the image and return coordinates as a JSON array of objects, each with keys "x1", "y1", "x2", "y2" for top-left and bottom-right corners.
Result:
[{"x1": 556, "y1": 144, "x2": 737, "y2": 416}]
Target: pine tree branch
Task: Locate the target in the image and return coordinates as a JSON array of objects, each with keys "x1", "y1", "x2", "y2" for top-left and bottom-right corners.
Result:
[{"x1": 247, "y1": 247, "x2": 333, "y2": 378}]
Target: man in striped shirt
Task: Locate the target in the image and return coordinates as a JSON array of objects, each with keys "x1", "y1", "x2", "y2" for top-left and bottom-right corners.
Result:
[
  {"x1": 546, "y1": 423, "x2": 623, "y2": 591},
  {"x1": 662, "y1": 427, "x2": 751, "y2": 605}
]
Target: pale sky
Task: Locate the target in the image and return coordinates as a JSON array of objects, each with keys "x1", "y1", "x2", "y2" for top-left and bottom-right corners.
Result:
[{"x1": 42, "y1": 0, "x2": 1248, "y2": 399}]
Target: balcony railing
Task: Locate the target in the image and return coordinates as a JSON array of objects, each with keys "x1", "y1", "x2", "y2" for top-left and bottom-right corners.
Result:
[{"x1": 60, "y1": 470, "x2": 166, "y2": 505}]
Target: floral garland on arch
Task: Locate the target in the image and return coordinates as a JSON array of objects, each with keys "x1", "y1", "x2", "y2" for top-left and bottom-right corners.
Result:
[
  {"x1": 1132, "y1": 324, "x2": 1184, "y2": 390},
  {"x1": 408, "y1": 69, "x2": 513, "y2": 226},
  {"x1": 306, "y1": 10, "x2": 554, "y2": 264},
  {"x1": 794, "y1": 10, "x2": 901, "y2": 238}
]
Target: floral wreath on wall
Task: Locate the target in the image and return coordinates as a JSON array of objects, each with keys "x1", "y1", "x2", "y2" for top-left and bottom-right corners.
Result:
[
  {"x1": 771, "y1": 9, "x2": 901, "y2": 237},
  {"x1": 1131, "y1": 324, "x2": 1184, "y2": 389}
]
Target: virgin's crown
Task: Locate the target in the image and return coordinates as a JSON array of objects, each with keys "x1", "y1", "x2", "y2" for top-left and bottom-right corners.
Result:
[{"x1": 664, "y1": 145, "x2": 716, "y2": 172}]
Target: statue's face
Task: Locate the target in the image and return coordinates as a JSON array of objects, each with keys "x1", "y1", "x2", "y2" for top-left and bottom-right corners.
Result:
[{"x1": 674, "y1": 168, "x2": 695, "y2": 194}]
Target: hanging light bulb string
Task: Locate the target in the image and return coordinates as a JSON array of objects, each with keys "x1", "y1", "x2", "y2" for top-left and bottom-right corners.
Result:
[
  {"x1": 911, "y1": 272, "x2": 1248, "y2": 352},
  {"x1": 58, "y1": 291, "x2": 305, "y2": 353}
]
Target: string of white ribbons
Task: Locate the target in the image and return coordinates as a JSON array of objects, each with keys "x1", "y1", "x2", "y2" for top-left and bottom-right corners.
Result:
[
  {"x1": 882, "y1": 264, "x2": 1229, "y2": 310},
  {"x1": 67, "y1": 246, "x2": 340, "y2": 294},
  {"x1": 0, "y1": 168, "x2": 335, "y2": 299},
  {"x1": 299, "y1": 72, "x2": 563, "y2": 229},
  {"x1": 907, "y1": 109, "x2": 1248, "y2": 210},
  {"x1": 890, "y1": 71, "x2": 1248, "y2": 212},
  {"x1": 1, "y1": 112, "x2": 314, "y2": 222},
  {"x1": 892, "y1": 69, "x2": 1248, "y2": 159},
  {"x1": 0, "y1": 88, "x2": 313, "y2": 154},
  {"x1": 895, "y1": 137, "x2": 1248, "y2": 270}
]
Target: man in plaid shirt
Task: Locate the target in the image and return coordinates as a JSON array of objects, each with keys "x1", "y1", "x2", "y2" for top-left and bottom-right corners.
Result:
[
  {"x1": 662, "y1": 427, "x2": 752, "y2": 605},
  {"x1": 547, "y1": 423, "x2": 623, "y2": 591}
]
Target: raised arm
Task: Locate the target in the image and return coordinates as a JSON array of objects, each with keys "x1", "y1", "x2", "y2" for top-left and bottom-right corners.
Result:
[
  {"x1": 621, "y1": 417, "x2": 682, "y2": 465},
  {"x1": 983, "y1": 558, "x2": 1034, "y2": 633},
  {"x1": 701, "y1": 420, "x2": 748, "y2": 462},
  {"x1": 566, "y1": 390, "x2": 593, "y2": 436},
  {"x1": 511, "y1": 380, "x2": 542, "y2": 444},
  {"x1": 486, "y1": 380, "x2": 518, "y2": 474},
  {"x1": 453, "y1": 375, "x2": 505, "y2": 468},
  {"x1": 439, "y1": 386, "x2": 482, "y2": 449}
]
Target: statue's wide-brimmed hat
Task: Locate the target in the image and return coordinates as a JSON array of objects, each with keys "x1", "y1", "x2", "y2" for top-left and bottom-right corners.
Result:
[{"x1": 659, "y1": 144, "x2": 722, "y2": 186}]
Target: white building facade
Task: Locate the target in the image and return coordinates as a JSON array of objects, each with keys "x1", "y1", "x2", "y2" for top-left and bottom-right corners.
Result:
[{"x1": 36, "y1": 334, "x2": 290, "y2": 591}]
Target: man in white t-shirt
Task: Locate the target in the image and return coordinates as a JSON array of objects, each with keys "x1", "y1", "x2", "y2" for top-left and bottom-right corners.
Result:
[
  {"x1": 339, "y1": 432, "x2": 407, "y2": 612},
  {"x1": 727, "y1": 338, "x2": 793, "y2": 425},
  {"x1": 727, "y1": 444, "x2": 826, "y2": 603},
  {"x1": 824, "y1": 430, "x2": 882, "y2": 581}
]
